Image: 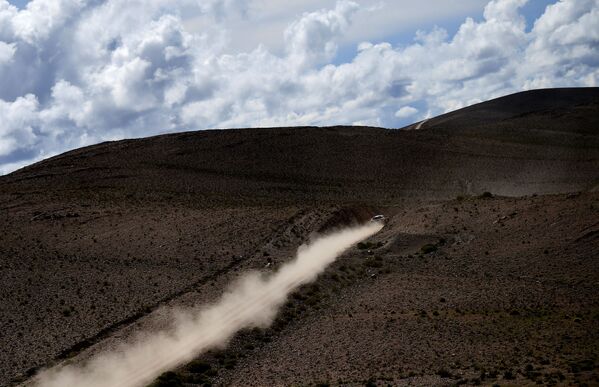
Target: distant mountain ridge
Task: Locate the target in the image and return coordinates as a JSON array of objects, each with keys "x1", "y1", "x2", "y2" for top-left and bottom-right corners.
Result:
[
  {"x1": 2, "y1": 88, "x2": 598, "y2": 203},
  {"x1": 405, "y1": 87, "x2": 599, "y2": 134}
]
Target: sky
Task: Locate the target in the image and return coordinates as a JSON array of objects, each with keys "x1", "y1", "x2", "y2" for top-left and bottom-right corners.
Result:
[{"x1": 0, "y1": 0, "x2": 598, "y2": 174}]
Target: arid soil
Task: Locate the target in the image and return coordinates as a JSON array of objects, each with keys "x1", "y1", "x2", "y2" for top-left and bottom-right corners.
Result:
[
  {"x1": 216, "y1": 192, "x2": 599, "y2": 386},
  {"x1": 1, "y1": 88, "x2": 598, "y2": 386}
]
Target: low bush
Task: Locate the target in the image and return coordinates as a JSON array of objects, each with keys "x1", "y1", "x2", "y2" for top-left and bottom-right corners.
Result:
[
  {"x1": 187, "y1": 360, "x2": 211, "y2": 374},
  {"x1": 421, "y1": 244, "x2": 437, "y2": 254},
  {"x1": 149, "y1": 371, "x2": 184, "y2": 387},
  {"x1": 569, "y1": 359, "x2": 595, "y2": 373},
  {"x1": 357, "y1": 241, "x2": 383, "y2": 250}
]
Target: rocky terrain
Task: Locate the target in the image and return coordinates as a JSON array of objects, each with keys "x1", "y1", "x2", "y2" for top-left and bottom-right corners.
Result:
[{"x1": 1, "y1": 88, "x2": 598, "y2": 386}]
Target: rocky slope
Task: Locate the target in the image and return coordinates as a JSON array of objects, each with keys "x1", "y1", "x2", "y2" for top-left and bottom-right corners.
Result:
[{"x1": 0, "y1": 88, "x2": 598, "y2": 386}]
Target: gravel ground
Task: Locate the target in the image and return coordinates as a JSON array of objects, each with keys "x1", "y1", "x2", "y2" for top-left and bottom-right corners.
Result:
[{"x1": 1, "y1": 88, "x2": 598, "y2": 386}]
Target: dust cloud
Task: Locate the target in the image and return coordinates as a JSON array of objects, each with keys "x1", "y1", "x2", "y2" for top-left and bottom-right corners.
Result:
[{"x1": 32, "y1": 222, "x2": 383, "y2": 387}]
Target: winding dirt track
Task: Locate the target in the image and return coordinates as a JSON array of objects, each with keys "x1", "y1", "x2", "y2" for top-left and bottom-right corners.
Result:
[
  {"x1": 415, "y1": 118, "x2": 430, "y2": 130},
  {"x1": 33, "y1": 224, "x2": 381, "y2": 387}
]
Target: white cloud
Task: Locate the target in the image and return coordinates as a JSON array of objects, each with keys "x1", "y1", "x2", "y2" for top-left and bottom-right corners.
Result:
[
  {"x1": 11, "y1": 0, "x2": 84, "y2": 44},
  {"x1": 395, "y1": 106, "x2": 418, "y2": 118},
  {"x1": 190, "y1": 0, "x2": 490, "y2": 55},
  {"x1": 483, "y1": 0, "x2": 528, "y2": 21},
  {"x1": 39, "y1": 80, "x2": 90, "y2": 128},
  {"x1": 0, "y1": 2, "x2": 18, "y2": 41},
  {"x1": 0, "y1": 41, "x2": 15, "y2": 63},
  {"x1": 523, "y1": 0, "x2": 599, "y2": 88},
  {"x1": 0, "y1": 94, "x2": 38, "y2": 157},
  {"x1": 0, "y1": 0, "x2": 598, "y2": 174},
  {"x1": 284, "y1": 1, "x2": 358, "y2": 69}
]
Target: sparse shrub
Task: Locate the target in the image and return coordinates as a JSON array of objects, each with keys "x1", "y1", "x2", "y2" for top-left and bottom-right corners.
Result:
[
  {"x1": 188, "y1": 360, "x2": 211, "y2": 374},
  {"x1": 223, "y1": 358, "x2": 237, "y2": 370},
  {"x1": 260, "y1": 335, "x2": 271, "y2": 343},
  {"x1": 480, "y1": 192, "x2": 494, "y2": 199},
  {"x1": 25, "y1": 366, "x2": 39, "y2": 377},
  {"x1": 205, "y1": 368, "x2": 217, "y2": 377},
  {"x1": 421, "y1": 244, "x2": 437, "y2": 254},
  {"x1": 503, "y1": 370, "x2": 515, "y2": 380},
  {"x1": 437, "y1": 368, "x2": 452, "y2": 378},
  {"x1": 357, "y1": 241, "x2": 383, "y2": 250},
  {"x1": 150, "y1": 371, "x2": 184, "y2": 387},
  {"x1": 569, "y1": 359, "x2": 594, "y2": 373},
  {"x1": 62, "y1": 307, "x2": 75, "y2": 317}
]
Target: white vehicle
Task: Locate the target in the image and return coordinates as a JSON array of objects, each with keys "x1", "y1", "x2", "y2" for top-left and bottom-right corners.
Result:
[{"x1": 370, "y1": 214, "x2": 385, "y2": 222}]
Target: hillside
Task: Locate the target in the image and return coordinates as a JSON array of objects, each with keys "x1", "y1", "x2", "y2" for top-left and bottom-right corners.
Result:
[
  {"x1": 406, "y1": 87, "x2": 599, "y2": 134},
  {"x1": 3, "y1": 88, "x2": 599, "y2": 204},
  {"x1": 1, "y1": 88, "x2": 598, "y2": 386}
]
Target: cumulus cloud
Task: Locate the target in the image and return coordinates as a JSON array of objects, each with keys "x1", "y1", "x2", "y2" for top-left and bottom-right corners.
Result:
[
  {"x1": 0, "y1": 41, "x2": 15, "y2": 64},
  {"x1": 395, "y1": 106, "x2": 418, "y2": 118},
  {"x1": 285, "y1": 0, "x2": 358, "y2": 69},
  {"x1": 524, "y1": 0, "x2": 599, "y2": 88},
  {"x1": 0, "y1": 94, "x2": 38, "y2": 157},
  {"x1": 0, "y1": 0, "x2": 598, "y2": 174}
]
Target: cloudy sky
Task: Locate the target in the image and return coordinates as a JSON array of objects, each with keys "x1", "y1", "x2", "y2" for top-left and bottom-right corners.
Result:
[{"x1": 0, "y1": 0, "x2": 598, "y2": 174}]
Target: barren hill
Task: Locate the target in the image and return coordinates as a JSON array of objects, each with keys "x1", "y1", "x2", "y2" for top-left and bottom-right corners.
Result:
[
  {"x1": 4, "y1": 88, "x2": 599, "y2": 204},
  {"x1": 1, "y1": 88, "x2": 598, "y2": 386}
]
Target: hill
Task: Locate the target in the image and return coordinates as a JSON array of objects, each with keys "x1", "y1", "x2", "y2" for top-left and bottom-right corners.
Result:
[
  {"x1": 406, "y1": 87, "x2": 599, "y2": 134},
  {"x1": 1, "y1": 88, "x2": 598, "y2": 386},
  {"x1": 3, "y1": 88, "x2": 599, "y2": 204}
]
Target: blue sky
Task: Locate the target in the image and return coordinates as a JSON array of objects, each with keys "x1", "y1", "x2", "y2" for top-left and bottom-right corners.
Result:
[
  {"x1": 7, "y1": 0, "x2": 27, "y2": 8},
  {"x1": 0, "y1": 0, "x2": 597, "y2": 174}
]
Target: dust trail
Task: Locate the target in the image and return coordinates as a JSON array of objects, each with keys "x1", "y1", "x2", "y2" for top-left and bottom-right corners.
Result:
[{"x1": 31, "y1": 222, "x2": 383, "y2": 387}]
